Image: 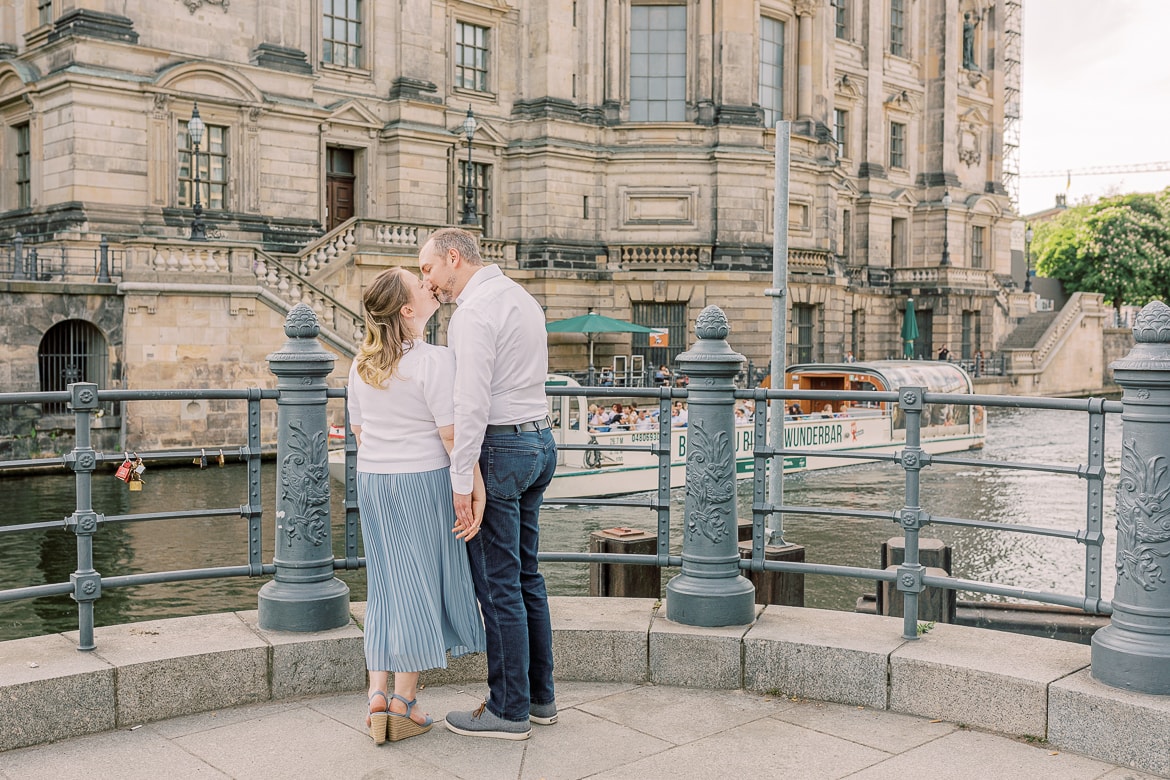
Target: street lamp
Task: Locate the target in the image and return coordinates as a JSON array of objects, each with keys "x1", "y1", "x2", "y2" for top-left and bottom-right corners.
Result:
[
  {"x1": 457, "y1": 105, "x2": 478, "y2": 226},
  {"x1": 1023, "y1": 225, "x2": 1034, "y2": 292},
  {"x1": 940, "y1": 189, "x2": 951, "y2": 266},
  {"x1": 187, "y1": 103, "x2": 207, "y2": 241}
]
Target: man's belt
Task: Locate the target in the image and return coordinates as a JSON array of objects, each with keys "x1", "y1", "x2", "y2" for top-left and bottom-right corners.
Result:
[{"x1": 485, "y1": 417, "x2": 552, "y2": 435}]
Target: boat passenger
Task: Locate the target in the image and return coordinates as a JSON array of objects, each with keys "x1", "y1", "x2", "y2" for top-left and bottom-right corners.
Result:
[{"x1": 820, "y1": 403, "x2": 834, "y2": 418}]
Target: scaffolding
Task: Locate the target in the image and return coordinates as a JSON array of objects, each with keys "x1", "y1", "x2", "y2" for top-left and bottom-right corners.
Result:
[{"x1": 1002, "y1": 0, "x2": 1022, "y2": 210}]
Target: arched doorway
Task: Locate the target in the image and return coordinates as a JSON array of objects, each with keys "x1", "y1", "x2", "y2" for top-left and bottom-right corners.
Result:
[{"x1": 38, "y1": 320, "x2": 109, "y2": 414}]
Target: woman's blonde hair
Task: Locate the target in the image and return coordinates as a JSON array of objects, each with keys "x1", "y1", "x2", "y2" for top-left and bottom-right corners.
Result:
[{"x1": 355, "y1": 267, "x2": 416, "y2": 387}]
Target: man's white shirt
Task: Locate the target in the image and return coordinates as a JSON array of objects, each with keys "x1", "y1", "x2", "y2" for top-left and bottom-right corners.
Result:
[{"x1": 447, "y1": 264, "x2": 549, "y2": 494}]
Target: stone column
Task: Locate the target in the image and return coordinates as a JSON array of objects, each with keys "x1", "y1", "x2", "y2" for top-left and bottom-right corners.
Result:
[
  {"x1": 795, "y1": 0, "x2": 816, "y2": 125},
  {"x1": 1092, "y1": 300, "x2": 1170, "y2": 693},
  {"x1": 257, "y1": 304, "x2": 350, "y2": 631},
  {"x1": 665, "y1": 306, "x2": 756, "y2": 627}
]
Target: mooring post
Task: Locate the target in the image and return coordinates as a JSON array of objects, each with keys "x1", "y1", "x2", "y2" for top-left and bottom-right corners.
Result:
[
  {"x1": 666, "y1": 306, "x2": 756, "y2": 626},
  {"x1": 258, "y1": 303, "x2": 350, "y2": 631},
  {"x1": 1092, "y1": 300, "x2": 1170, "y2": 693}
]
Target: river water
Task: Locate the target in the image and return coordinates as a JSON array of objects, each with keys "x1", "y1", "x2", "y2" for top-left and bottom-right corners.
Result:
[{"x1": 0, "y1": 406, "x2": 1122, "y2": 643}]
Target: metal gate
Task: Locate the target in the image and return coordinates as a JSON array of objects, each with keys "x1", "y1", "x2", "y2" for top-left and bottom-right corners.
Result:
[
  {"x1": 38, "y1": 320, "x2": 108, "y2": 414},
  {"x1": 632, "y1": 301, "x2": 686, "y2": 383}
]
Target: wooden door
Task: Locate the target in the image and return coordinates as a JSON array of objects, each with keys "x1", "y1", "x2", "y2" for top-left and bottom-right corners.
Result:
[{"x1": 325, "y1": 147, "x2": 355, "y2": 232}]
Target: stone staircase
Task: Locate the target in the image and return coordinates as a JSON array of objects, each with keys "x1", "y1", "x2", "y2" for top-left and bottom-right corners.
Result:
[{"x1": 999, "y1": 309, "x2": 1059, "y2": 350}]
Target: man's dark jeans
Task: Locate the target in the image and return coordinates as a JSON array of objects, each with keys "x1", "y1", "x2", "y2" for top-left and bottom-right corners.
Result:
[{"x1": 468, "y1": 426, "x2": 558, "y2": 722}]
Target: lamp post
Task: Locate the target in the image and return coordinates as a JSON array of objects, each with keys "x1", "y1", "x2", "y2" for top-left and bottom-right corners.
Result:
[
  {"x1": 1023, "y1": 226, "x2": 1034, "y2": 293},
  {"x1": 187, "y1": 103, "x2": 207, "y2": 241},
  {"x1": 940, "y1": 189, "x2": 951, "y2": 266},
  {"x1": 457, "y1": 105, "x2": 478, "y2": 226}
]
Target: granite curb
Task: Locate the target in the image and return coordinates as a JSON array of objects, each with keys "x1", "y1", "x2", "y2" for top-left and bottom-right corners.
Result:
[{"x1": 0, "y1": 596, "x2": 1164, "y2": 777}]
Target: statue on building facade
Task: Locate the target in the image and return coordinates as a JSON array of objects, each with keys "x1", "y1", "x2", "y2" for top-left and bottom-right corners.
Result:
[{"x1": 962, "y1": 12, "x2": 980, "y2": 70}]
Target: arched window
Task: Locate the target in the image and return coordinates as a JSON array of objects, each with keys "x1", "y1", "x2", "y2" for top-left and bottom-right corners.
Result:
[{"x1": 38, "y1": 320, "x2": 108, "y2": 414}]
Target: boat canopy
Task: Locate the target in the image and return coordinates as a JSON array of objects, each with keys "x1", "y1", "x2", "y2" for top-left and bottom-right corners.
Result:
[{"x1": 786, "y1": 360, "x2": 974, "y2": 395}]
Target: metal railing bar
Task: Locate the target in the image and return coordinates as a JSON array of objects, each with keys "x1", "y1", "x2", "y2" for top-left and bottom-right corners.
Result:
[
  {"x1": 928, "y1": 454, "x2": 1088, "y2": 476},
  {"x1": 754, "y1": 503, "x2": 895, "y2": 522},
  {"x1": 102, "y1": 565, "x2": 275, "y2": 589},
  {"x1": 0, "y1": 519, "x2": 69, "y2": 534},
  {"x1": 0, "y1": 582, "x2": 75, "y2": 602},
  {"x1": 101, "y1": 507, "x2": 246, "y2": 525},
  {"x1": 751, "y1": 558, "x2": 900, "y2": 582},
  {"x1": 539, "y1": 552, "x2": 683, "y2": 567},
  {"x1": 927, "y1": 515, "x2": 1083, "y2": 539},
  {"x1": 922, "y1": 572, "x2": 1112, "y2": 614}
]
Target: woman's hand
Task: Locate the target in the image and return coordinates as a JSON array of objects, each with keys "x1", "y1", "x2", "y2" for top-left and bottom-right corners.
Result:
[{"x1": 455, "y1": 467, "x2": 486, "y2": 541}]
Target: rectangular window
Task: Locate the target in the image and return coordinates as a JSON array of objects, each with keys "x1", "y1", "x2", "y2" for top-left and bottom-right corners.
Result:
[
  {"x1": 890, "y1": 0, "x2": 905, "y2": 57},
  {"x1": 889, "y1": 121, "x2": 905, "y2": 169},
  {"x1": 178, "y1": 121, "x2": 228, "y2": 211},
  {"x1": 835, "y1": 0, "x2": 848, "y2": 39},
  {"x1": 961, "y1": 311, "x2": 981, "y2": 360},
  {"x1": 759, "y1": 17, "x2": 785, "y2": 128},
  {"x1": 841, "y1": 208, "x2": 852, "y2": 259},
  {"x1": 971, "y1": 225, "x2": 985, "y2": 268},
  {"x1": 16, "y1": 123, "x2": 31, "y2": 209},
  {"x1": 630, "y1": 5, "x2": 687, "y2": 122},
  {"x1": 891, "y1": 217, "x2": 907, "y2": 266},
  {"x1": 458, "y1": 159, "x2": 492, "y2": 235},
  {"x1": 834, "y1": 108, "x2": 848, "y2": 158},
  {"x1": 851, "y1": 308, "x2": 864, "y2": 361},
  {"x1": 632, "y1": 301, "x2": 686, "y2": 378},
  {"x1": 793, "y1": 304, "x2": 816, "y2": 364},
  {"x1": 323, "y1": 0, "x2": 362, "y2": 68},
  {"x1": 37, "y1": 0, "x2": 52, "y2": 26},
  {"x1": 456, "y1": 22, "x2": 490, "y2": 92}
]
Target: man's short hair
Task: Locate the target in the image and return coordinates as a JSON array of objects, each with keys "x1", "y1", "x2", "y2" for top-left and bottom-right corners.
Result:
[{"x1": 428, "y1": 227, "x2": 483, "y2": 265}]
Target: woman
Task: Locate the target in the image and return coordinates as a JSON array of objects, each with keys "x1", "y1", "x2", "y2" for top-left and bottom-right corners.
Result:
[{"x1": 347, "y1": 267, "x2": 486, "y2": 745}]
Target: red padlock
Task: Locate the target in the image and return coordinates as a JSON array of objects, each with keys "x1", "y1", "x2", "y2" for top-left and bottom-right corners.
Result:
[{"x1": 115, "y1": 459, "x2": 133, "y2": 483}]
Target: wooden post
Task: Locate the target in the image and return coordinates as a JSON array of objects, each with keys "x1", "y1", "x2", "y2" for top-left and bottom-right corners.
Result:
[
  {"x1": 588, "y1": 527, "x2": 660, "y2": 598},
  {"x1": 878, "y1": 537, "x2": 955, "y2": 623}
]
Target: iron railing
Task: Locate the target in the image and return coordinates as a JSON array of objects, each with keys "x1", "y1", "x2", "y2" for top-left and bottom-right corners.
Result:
[
  {"x1": 0, "y1": 236, "x2": 122, "y2": 283},
  {"x1": 1, "y1": 301, "x2": 1167, "y2": 696}
]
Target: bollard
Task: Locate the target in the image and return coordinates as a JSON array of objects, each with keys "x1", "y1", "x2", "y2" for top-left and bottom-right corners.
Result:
[
  {"x1": 665, "y1": 306, "x2": 756, "y2": 626},
  {"x1": 1092, "y1": 300, "x2": 1170, "y2": 693},
  {"x1": 736, "y1": 520, "x2": 806, "y2": 606},
  {"x1": 97, "y1": 236, "x2": 111, "y2": 283},
  {"x1": 588, "y1": 527, "x2": 660, "y2": 598},
  {"x1": 258, "y1": 303, "x2": 350, "y2": 631}
]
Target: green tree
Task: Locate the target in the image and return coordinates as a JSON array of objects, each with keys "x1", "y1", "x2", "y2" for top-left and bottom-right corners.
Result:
[{"x1": 1032, "y1": 189, "x2": 1170, "y2": 316}]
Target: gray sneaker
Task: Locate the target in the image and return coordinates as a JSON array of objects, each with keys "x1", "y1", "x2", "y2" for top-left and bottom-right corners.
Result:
[
  {"x1": 445, "y1": 701, "x2": 531, "y2": 741},
  {"x1": 530, "y1": 701, "x2": 558, "y2": 726}
]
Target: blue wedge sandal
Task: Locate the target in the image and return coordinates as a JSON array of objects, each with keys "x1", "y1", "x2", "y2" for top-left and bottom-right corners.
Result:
[{"x1": 387, "y1": 693, "x2": 433, "y2": 742}]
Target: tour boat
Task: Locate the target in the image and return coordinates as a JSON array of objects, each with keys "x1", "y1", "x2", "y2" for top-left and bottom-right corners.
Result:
[{"x1": 328, "y1": 362, "x2": 985, "y2": 501}]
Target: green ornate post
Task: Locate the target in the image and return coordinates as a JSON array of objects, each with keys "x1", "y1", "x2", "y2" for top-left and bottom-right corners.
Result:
[
  {"x1": 666, "y1": 306, "x2": 756, "y2": 626},
  {"x1": 257, "y1": 304, "x2": 350, "y2": 631},
  {"x1": 1092, "y1": 300, "x2": 1170, "y2": 692}
]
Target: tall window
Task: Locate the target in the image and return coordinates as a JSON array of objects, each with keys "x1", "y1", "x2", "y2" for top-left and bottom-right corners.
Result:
[
  {"x1": 759, "y1": 17, "x2": 785, "y2": 128},
  {"x1": 851, "y1": 308, "x2": 864, "y2": 360},
  {"x1": 15, "y1": 123, "x2": 31, "y2": 209},
  {"x1": 38, "y1": 320, "x2": 108, "y2": 415},
  {"x1": 459, "y1": 160, "x2": 492, "y2": 235},
  {"x1": 632, "y1": 301, "x2": 686, "y2": 375},
  {"x1": 630, "y1": 5, "x2": 687, "y2": 122},
  {"x1": 841, "y1": 208, "x2": 852, "y2": 259},
  {"x1": 323, "y1": 0, "x2": 362, "y2": 68},
  {"x1": 37, "y1": 0, "x2": 52, "y2": 26},
  {"x1": 889, "y1": 0, "x2": 905, "y2": 56},
  {"x1": 889, "y1": 121, "x2": 905, "y2": 169},
  {"x1": 891, "y1": 217, "x2": 907, "y2": 266},
  {"x1": 961, "y1": 311, "x2": 982, "y2": 360},
  {"x1": 792, "y1": 304, "x2": 817, "y2": 364},
  {"x1": 971, "y1": 226, "x2": 985, "y2": 268},
  {"x1": 456, "y1": 22, "x2": 490, "y2": 92},
  {"x1": 178, "y1": 120, "x2": 228, "y2": 211},
  {"x1": 835, "y1": 0, "x2": 848, "y2": 39},
  {"x1": 834, "y1": 108, "x2": 848, "y2": 158}
]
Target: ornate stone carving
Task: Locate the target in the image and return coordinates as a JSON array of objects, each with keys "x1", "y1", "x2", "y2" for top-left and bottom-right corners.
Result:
[
  {"x1": 684, "y1": 420, "x2": 734, "y2": 543},
  {"x1": 181, "y1": 0, "x2": 229, "y2": 12},
  {"x1": 1116, "y1": 439, "x2": 1170, "y2": 592},
  {"x1": 794, "y1": 0, "x2": 818, "y2": 16},
  {"x1": 1133, "y1": 300, "x2": 1170, "y2": 343},
  {"x1": 280, "y1": 420, "x2": 330, "y2": 548}
]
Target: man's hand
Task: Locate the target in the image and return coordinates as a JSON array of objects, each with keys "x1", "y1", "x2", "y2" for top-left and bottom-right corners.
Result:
[{"x1": 452, "y1": 490, "x2": 478, "y2": 540}]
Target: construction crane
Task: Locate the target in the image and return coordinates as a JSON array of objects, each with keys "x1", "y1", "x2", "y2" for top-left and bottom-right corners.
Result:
[{"x1": 1021, "y1": 161, "x2": 1170, "y2": 179}]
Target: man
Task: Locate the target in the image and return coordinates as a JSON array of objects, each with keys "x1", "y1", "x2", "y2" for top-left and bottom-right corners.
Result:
[{"x1": 419, "y1": 228, "x2": 558, "y2": 741}]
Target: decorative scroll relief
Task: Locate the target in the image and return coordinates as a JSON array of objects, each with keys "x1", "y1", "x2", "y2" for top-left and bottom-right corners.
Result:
[
  {"x1": 1116, "y1": 438, "x2": 1170, "y2": 591},
  {"x1": 279, "y1": 420, "x2": 330, "y2": 547},
  {"x1": 182, "y1": 0, "x2": 229, "y2": 12},
  {"x1": 684, "y1": 420, "x2": 734, "y2": 543}
]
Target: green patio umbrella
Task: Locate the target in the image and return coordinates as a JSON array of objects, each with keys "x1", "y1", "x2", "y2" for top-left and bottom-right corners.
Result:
[
  {"x1": 545, "y1": 310, "x2": 657, "y2": 375},
  {"x1": 901, "y1": 298, "x2": 920, "y2": 359}
]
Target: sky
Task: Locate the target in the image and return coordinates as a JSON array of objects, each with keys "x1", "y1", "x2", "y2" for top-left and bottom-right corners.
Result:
[{"x1": 1019, "y1": 0, "x2": 1170, "y2": 216}]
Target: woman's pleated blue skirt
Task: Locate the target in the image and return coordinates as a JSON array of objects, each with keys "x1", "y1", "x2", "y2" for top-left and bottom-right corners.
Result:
[{"x1": 357, "y1": 468, "x2": 486, "y2": 673}]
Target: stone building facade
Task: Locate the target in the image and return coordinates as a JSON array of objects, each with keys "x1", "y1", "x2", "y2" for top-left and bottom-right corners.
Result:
[{"x1": 0, "y1": 0, "x2": 1033, "y2": 449}]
